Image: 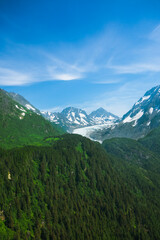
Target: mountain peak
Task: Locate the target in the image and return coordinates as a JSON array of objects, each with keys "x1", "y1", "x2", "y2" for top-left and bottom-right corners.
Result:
[
  {"x1": 94, "y1": 107, "x2": 108, "y2": 114},
  {"x1": 89, "y1": 108, "x2": 119, "y2": 120}
]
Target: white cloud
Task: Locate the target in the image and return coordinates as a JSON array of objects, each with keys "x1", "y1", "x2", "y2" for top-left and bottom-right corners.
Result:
[
  {"x1": 46, "y1": 60, "x2": 83, "y2": 81},
  {"x1": 51, "y1": 73, "x2": 81, "y2": 81},
  {"x1": 0, "y1": 25, "x2": 125, "y2": 86},
  {"x1": 0, "y1": 67, "x2": 31, "y2": 86}
]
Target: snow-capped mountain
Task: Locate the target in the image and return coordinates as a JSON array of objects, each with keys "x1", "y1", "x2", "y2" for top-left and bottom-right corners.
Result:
[
  {"x1": 89, "y1": 107, "x2": 119, "y2": 124},
  {"x1": 41, "y1": 111, "x2": 63, "y2": 124},
  {"x1": 41, "y1": 107, "x2": 90, "y2": 131},
  {"x1": 90, "y1": 85, "x2": 160, "y2": 141},
  {"x1": 42, "y1": 107, "x2": 119, "y2": 131},
  {"x1": 62, "y1": 107, "x2": 89, "y2": 126}
]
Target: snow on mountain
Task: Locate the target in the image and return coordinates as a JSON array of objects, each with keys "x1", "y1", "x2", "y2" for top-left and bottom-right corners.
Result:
[
  {"x1": 15, "y1": 105, "x2": 27, "y2": 112},
  {"x1": 124, "y1": 86, "x2": 160, "y2": 131},
  {"x1": 123, "y1": 110, "x2": 144, "y2": 126},
  {"x1": 149, "y1": 107, "x2": 153, "y2": 114},
  {"x1": 61, "y1": 107, "x2": 89, "y2": 126},
  {"x1": 135, "y1": 95, "x2": 151, "y2": 106},
  {"x1": 8, "y1": 92, "x2": 41, "y2": 115},
  {"x1": 89, "y1": 107, "x2": 119, "y2": 124},
  {"x1": 41, "y1": 111, "x2": 62, "y2": 124},
  {"x1": 25, "y1": 104, "x2": 36, "y2": 111},
  {"x1": 41, "y1": 107, "x2": 90, "y2": 130},
  {"x1": 42, "y1": 107, "x2": 119, "y2": 131}
]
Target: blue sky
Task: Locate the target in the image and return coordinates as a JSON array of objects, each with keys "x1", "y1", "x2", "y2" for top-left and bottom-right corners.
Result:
[{"x1": 1, "y1": 0, "x2": 160, "y2": 116}]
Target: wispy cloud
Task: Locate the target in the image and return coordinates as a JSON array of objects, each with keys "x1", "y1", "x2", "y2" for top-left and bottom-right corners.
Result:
[
  {"x1": 45, "y1": 56, "x2": 84, "y2": 80},
  {"x1": 105, "y1": 23, "x2": 160, "y2": 76},
  {"x1": 107, "y1": 63, "x2": 160, "y2": 74},
  {"x1": 0, "y1": 67, "x2": 31, "y2": 86},
  {"x1": 0, "y1": 25, "x2": 123, "y2": 85},
  {"x1": 1, "y1": 23, "x2": 160, "y2": 89}
]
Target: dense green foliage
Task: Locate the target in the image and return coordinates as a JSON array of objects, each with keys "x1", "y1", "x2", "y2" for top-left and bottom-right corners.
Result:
[
  {"x1": 139, "y1": 126, "x2": 160, "y2": 155},
  {"x1": 0, "y1": 89, "x2": 64, "y2": 148},
  {"x1": 102, "y1": 136, "x2": 160, "y2": 239},
  {"x1": 0, "y1": 134, "x2": 160, "y2": 239}
]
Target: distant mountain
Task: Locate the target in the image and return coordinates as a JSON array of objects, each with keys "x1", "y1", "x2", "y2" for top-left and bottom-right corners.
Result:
[
  {"x1": 42, "y1": 107, "x2": 119, "y2": 131},
  {"x1": 62, "y1": 107, "x2": 89, "y2": 126},
  {"x1": 90, "y1": 85, "x2": 160, "y2": 141},
  {"x1": 0, "y1": 89, "x2": 64, "y2": 148},
  {"x1": 42, "y1": 107, "x2": 89, "y2": 131},
  {"x1": 89, "y1": 107, "x2": 119, "y2": 124},
  {"x1": 41, "y1": 111, "x2": 64, "y2": 125}
]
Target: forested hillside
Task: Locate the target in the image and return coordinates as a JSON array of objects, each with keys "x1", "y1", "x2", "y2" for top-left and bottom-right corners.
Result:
[{"x1": 0, "y1": 134, "x2": 160, "y2": 239}]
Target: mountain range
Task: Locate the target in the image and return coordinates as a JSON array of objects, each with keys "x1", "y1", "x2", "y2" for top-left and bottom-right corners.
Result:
[
  {"x1": 41, "y1": 107, "x2": 119, "y2": 131},
  {"x1": 2, "y1": 85, "x2": 160, "y2": 143},
  {"x1": 6, "y1": 90, "x2": 119, "y2": 132}
]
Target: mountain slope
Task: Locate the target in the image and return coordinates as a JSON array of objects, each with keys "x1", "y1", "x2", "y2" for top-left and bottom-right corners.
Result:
[
  {"x1": 7, "y1": 92, "x2": 41, "y2": 114},
  {"x1": 102, "y1": 137, "x2": 160, "y2": 170},
  {"x1": 91, "y1": 85, "x2": 160, "y2": 141},
  {"x1": 0, "y1": 89, "x2": 64, "y2": 148}
]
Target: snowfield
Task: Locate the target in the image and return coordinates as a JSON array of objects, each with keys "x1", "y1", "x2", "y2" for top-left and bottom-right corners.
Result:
[{"x1": 123, "y1": 110, "x2": 144, "y2": 124}]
